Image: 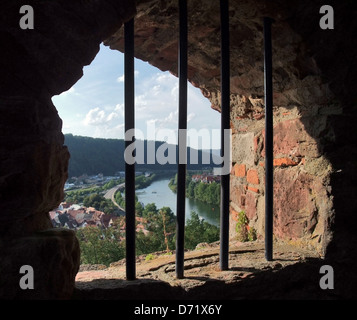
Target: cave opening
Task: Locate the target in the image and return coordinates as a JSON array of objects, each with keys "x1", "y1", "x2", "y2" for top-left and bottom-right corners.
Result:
[
  {"x1": 50, "y1": 42, "x2": 223, "y2": 271},
  {"x1": 52, "y1": 43, "x2": 221, "y2": 154},
  {"x1": 2, "y1": 0, "x2": 356, "y2": 300},
  {"x1": 50, "y1": 3, "x2": 330, "y2": 293}
]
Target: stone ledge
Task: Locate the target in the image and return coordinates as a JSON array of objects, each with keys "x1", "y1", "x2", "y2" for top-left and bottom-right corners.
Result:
[{"x1": 74, "y1": 241, "x2": 348, "y2": 300}]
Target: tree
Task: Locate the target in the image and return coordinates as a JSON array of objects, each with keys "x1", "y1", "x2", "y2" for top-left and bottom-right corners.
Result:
[
  {"x1": 206, "y1": 182, "x2": 220, "y2": 205},
  {"x1": 135, "y1": 201, "x2": 144, "y2": 216},
  {"x1": 76, "y1": 226, "x2": 125, "y2": 266},
  {"x1": 184, "y1": 212, "x2": 220, "y2": 250},
  {"x1": 115, "y1": 191, "x2": 125, "y2": 209},
  {"x1": 194, "y1": 182, "x2": 207, "y2": 202},
  {"x1": 142, "y1": 203, "x2": 158, "y2": 218},
  {"x1": 186, "y1": 181, "x2": 196, "y2": 198},
  {"x1": 138, "y1": 205, "x2": 176, "y2": 254},
  {"x1": 83, "y1": 193, "x2": 103, "y2": 209},
  {"x1": 83, "y1": 193, "x2": 116, "y2": 214}
]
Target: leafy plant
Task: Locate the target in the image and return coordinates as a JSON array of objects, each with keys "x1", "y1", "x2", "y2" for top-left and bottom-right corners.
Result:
[
  {"x1": 247, "y1": 226, "x2": 257, "y2": 241},
  {"x1": 235, "y1": 210, "x2": 256, "y2": 242},
  {"x1": 145, "y1": 254, "x2": 155, "y2": 261},
  {"x1": 184, "y1": 212, "x2": 220, "y2": 249},
  {"x1": 76, "y1": 226, "x2": 125, "y2": 266},
  {"x1": 235, "y1": 210, "x2": 248, "y2": 242}
]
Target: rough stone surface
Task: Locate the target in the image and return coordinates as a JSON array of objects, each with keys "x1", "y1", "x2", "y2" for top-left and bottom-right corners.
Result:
[
  {"x1": 1, "y1": 0, "x2": 356, "y2": 300},
  {"x1": 0, "y1": 0, "x2": 136, "y2": 299},
  {"x1": 74, "y1": 241, "x2": 356, "y2": 299},
  {"x1": 104, "y1": 0, "x2": 357, "y2": 259},
  {"x1": 0, "y1": 229, "x2": 80, "y2": 299}
]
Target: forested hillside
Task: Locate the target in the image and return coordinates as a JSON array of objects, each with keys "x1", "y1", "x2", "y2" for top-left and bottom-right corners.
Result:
[{"x1": 64, "y1": 134, "x2": 219, "y2": 177}]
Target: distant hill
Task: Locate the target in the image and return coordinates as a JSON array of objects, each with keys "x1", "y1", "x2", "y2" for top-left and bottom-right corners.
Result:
[{"x1": 64, "y1": 134, "x2": 220, "y2": 177}]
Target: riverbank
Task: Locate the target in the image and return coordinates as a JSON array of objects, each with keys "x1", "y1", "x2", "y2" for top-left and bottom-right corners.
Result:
[
  {"x1": 168, "y1": 173, "x2": 220, "y2": 206},
  {"x1": 135, "y1": 178, "x2": 220, "y2": 227}
]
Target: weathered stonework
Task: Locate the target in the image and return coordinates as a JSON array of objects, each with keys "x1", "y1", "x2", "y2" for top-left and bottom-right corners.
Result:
[
  {"x1": 0, "y1": 0, "x2": 136, "y2": 299},
  {"x1": 105, "y1": 0, "x2": 356, "y2": 259},
  {"x1": 0, "y1": 0, "x2": 356, "y2": 299}
]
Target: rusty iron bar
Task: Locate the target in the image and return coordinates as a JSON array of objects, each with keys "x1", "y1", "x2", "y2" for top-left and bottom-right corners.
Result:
[
  {"x1": 124, "y1": 18, "x2": 136, "y2": 280},
  {"x1": 219, "y1": 0, "x2": 230, "y2": 271},
  {"x1": 175, "y1": 0, "x2": 188, "y2": 279},
  {"x1": 264, "y1": 17, "x2": 274, "y2": 261}
]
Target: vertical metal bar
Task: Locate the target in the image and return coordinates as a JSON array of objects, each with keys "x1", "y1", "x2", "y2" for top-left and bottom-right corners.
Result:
[
  {"x1": 264, "y1": 17, "x2": 274, "y2": 261},
  {"x1": 175, "y1": 0, "x2": 188, "y2": 279},
  {"x1": 124, "y1": 18, "x2": 136, "y2": 280},
  {"x1": 219, "y1": 0, "x2": 230, "y2": 271}
]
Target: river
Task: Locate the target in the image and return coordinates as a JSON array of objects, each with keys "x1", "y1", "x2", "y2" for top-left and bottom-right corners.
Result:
[{"x1": 136, "y1": 178, "x2": 220, "y2": 227}]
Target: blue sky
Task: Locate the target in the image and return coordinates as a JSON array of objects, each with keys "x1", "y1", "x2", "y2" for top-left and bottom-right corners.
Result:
[{"x1": 52, "y1": 44, "x2": 221, "y2": 150}]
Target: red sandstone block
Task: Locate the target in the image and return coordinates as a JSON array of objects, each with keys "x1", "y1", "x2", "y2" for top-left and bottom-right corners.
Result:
[
  {"x1": 234, "y1": 163, "x2": 246, "y2": 177},
  {"x1": 230, "y1": 165, "x2": 235, "y2": 175},
  {"x1": 245, "y1": 192, "x2": 257, "y2": 219},
  {"x1": 273, "y1": 157, "x2": 298, "y2": 167},
  {"x1": 230, "y1": 208, "x2": 240, "y2": 222},
  {"x1": 247, "y1": 186, "x2": 259, "y2": 193},
  {"x1": 247, "y1": 169, "x2": 259, "y2": 184}
]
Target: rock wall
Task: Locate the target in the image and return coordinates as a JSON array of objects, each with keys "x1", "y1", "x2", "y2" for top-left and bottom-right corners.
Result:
[
  {"x1": 106, "y1": 0, "x2": 357, "y2": 257},
  {"x1": 0, "y1": 0, "x2": 356, "y2": 299},
  {"x1": 229, "y1": 92, "x2": 336, "y2": 253},
  {"x1": 0, "y1": 0, "x2": 135, "y2": 299}
]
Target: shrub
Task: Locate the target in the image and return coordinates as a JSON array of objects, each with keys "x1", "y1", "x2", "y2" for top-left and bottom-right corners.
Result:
[
  {"x1": 235, "y1": 211, "x2": 257, "y2": 242},
  {"x1": 145, "y1": 254, "x2": 155, "y2": 261}
]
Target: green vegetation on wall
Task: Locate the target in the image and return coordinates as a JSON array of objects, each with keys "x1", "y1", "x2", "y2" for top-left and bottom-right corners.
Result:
[{"x1": 235, "y1": 210, "x2": 257, "y2": 242}]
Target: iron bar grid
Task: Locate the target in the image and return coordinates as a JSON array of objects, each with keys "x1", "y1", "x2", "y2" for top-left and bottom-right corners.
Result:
[{"x1": 122, "y1": 3, "x2": 274, "y2": 279}]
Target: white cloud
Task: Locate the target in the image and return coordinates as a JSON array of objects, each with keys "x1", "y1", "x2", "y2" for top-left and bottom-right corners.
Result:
[
  {"x1": 117, "y1": 70, "x2": 139, "y2": 83},
  {"x1": 114, "y1": 104, "x2": 124, "y2": 116},
  {"x1": 135, "y1": 95, "x2": 148, "y2": 108},
  {"x1": 80, "y1": 106, "x2": 125, "y2": 140},
  {"x1": 164, "y1": 110, "x2": 178, "y2": 123},
  {"x1": 83, "y1": 106, "x2": 121, "y2": 126},
  {"x1": 117, "y1": 75, "x2": 125, "y2": 83},
  {"x1": 83, "y1": 107, "x2": 107, "y2": 126},
  {"x1": 170, "y1": 83, "x2": 179, "y2": 98},
  {"x1": 155, "y1": 72, "x2": 172, "y2": 84},
  {"x1": 187, "y1": 112, "x2": 196, "y2": 122},
  {"x1": 107, "y1": 112, "x2": 119, "y2": 122}
]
